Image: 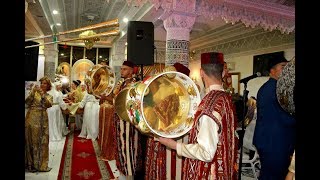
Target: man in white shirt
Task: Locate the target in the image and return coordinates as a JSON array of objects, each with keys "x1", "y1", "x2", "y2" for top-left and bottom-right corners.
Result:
[{"x1": 158, "y1": 52, "x2": 238, "y2": 180}]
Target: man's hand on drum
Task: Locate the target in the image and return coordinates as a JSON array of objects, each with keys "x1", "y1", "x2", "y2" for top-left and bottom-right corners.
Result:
[{"x1": 156, "y1": 137, "x2": 177, "y2": 150}]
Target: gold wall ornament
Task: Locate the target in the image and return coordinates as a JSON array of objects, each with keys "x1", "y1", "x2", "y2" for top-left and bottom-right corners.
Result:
[{"x1": 79, "y1": 30, "x2": 100, "y2": 49}]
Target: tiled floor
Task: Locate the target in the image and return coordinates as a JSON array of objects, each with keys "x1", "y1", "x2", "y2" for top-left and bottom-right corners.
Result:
[{"x1": 25, "y1": 137, "x2": 256, "y2": 180}]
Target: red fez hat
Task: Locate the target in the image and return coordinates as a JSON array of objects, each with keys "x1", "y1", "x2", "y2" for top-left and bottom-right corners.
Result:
[
  {"x1": 122, "y1": 60, "x2": 135, "y2": 68},
  {"x1": 201, "y1": 52, "x2": 224, "y2": 65},
  {"x1": 173, "y1": 62, "x2": 190, "y2": 76}
]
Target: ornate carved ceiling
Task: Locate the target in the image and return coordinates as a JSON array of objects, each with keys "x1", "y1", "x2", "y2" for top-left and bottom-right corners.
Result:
[{"x1": 25, "y1": 0, "x2": 295, "y2": 52}]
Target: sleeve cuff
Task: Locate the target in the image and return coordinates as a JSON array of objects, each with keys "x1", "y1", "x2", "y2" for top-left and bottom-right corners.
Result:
[{"x1": 176, "y1": 142, "x2": 182, "y2": 156}]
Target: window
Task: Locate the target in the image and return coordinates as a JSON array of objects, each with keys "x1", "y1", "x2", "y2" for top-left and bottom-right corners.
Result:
[
  {"x1": 58, "y1": 45, "x2": 71, "y2": 64},
  {"x1": 72, "y1": 46, "x2": 85, "y2": 65}
]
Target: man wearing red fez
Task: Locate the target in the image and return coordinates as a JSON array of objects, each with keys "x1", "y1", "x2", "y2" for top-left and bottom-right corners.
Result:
[
  {"x1": 158, "y1": 52, "x2": 238, "y2": 179},
  {"x1": 106, "y1": 60, "x2": 146, "y2": 179}
]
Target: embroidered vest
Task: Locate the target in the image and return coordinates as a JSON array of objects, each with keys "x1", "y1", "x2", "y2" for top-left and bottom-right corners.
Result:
[{"x1": 182, "y1": 90, "x2": 238, "y2": 180}]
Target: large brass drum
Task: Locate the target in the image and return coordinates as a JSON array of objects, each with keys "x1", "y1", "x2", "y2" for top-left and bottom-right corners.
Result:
[
  {"x1": 87, "y1": 64, "x2": 116, "y2": 96},
  {"x1": 115, "y1": 71, "x2": 201, "y2": 138},
  {"x1": 276, "y1": 58, "x2": 295, "y2": 115},
  {"x1": 114, "y1": 86, "x2": 133, "y2": 123}
]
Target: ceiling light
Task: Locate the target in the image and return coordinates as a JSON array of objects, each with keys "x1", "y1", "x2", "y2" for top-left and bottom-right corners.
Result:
[
  {"x1": 53, "y1": 10, "x2": 58, "y2": 15},
  {"x1": 123, "y1": 18, "x2": 128, "y2": 23}
]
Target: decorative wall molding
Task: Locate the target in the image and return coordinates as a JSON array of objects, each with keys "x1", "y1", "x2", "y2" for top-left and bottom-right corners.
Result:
[
  {"x1": 166, "y1": 39, "x2": 190, "y2": 66},
  {"x1": 154, "y1": 40, "x2": 166, "y2": 64},
  {"x1": 191, "y1": 30, "x2": 295, "y2": 60},
  {"x1": 164, "y1": 13, "x2": 196, "y2": 41},
  {"x1": 154, "y1": 49, "x2": 166, "y2": 64},
  {"x1": 129, "y1": 0, "x2": 295, "y2": 34}
]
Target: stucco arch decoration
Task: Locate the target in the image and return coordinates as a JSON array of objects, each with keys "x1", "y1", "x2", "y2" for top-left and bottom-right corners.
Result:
[{"x1": 127, "y1": 0, "x2": 295, "y2": 34}]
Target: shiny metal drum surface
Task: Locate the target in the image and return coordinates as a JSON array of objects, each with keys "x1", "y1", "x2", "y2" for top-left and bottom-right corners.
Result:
[
  {"x1": 138, "y1": 71, "x2": 201, "y2": 138},
  {"x1": 276, "y1": 58, "x2": 295, "y2": 115},
  {"x1": 114, "y1": 87, "x2": 131, "y2": 122},
  {"x1": 87, "y1": 64, "x2": 115, "y2": 96}
]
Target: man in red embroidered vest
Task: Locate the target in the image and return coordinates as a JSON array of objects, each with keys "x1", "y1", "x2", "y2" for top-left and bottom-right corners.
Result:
[
  {"x1": 158, "y1": 52, "x2": 238, "y2": 180},
  {"x1": 101, "y1": 60, "x2": 144, "y2": 178}
]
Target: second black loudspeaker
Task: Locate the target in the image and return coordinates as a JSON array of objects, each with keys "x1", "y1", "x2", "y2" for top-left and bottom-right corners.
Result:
[{"x1": 127, "y1": 21, "x2": 154, "y2": 65}]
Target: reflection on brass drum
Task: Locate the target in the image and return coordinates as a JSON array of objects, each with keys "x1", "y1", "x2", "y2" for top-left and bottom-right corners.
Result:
[
  {"x1": 276, "y1": 58, "x2": 295, "y2": 115},
  {"x1": 116, "y1": 71, "x2": 201, "y2": 138},
  {"x1": 114, "y1": 82, "x2": 153, "y2": 135},
  {"x1": 87, "y1": 64, "x2": 116, "y2": 96}
]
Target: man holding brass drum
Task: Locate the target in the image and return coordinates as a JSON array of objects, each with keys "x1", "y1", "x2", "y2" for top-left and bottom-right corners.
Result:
[
  {"x1": 158, "y1": 52, "x2": 238, "y2": 180},
  {"x1": 105, "y1": 60, "x2": 144, "y2": 179},
  {"x1": 144, "y1": 62, "x2": 191, "y2": 180}
]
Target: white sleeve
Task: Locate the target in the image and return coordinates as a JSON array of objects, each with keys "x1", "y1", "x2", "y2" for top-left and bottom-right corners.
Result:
[
  {"x1": 79, "y1": 93, "x2": 88, "y2": 108},
  {"x1": 58, "y1": 94, "x2": 67, "y2": 110},
  {"x1": 176, "y1": 114, "x2": 220, "y2": 162}
]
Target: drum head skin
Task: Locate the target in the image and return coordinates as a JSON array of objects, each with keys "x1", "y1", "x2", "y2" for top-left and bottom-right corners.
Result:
[
  {"x1": 276, "y1": 58, "x2": 295, "y2": 115},
  {"x1": 89, "y1": 65, "x2": 115, "y2": 96}
]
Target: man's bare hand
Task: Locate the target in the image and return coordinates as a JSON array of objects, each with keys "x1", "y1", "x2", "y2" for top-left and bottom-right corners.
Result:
[{"x1": 156, "y1": 137, "x2": 177, "y2": 150}]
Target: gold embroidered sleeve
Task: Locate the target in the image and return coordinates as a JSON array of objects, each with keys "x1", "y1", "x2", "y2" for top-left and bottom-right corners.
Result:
[{"x1": 25, "y1": 91, "x2": 35, "y2": 106}]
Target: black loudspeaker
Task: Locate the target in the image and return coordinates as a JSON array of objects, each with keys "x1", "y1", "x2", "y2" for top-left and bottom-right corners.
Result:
[
  {"x1": 127, "y1": 21, "x2": 154, "y2": 65},
  {"x1": 25, "y1": 41, "x2": 39, "y2": 81}
]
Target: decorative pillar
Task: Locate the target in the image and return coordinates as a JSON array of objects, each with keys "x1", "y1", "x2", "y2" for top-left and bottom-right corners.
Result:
[
  {"x1": 163, "y1": 1, "x2": 196, "y2": 68},
  {"x1": 43, "y1": 38, "x2": 59, "y2": 82}
]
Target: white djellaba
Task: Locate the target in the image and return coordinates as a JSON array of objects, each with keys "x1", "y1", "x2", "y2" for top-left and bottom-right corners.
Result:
[
  {"x1": 47, "y1": 81, "x2": 69, "y2": 141},
  {"x1": 78, "y1": 81, "x2": 100, "y2": 140}
]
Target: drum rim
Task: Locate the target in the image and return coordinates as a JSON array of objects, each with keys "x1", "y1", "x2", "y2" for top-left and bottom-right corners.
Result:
[{"x1": 140, "y1": 71, "x2": 201, "y2": 138}]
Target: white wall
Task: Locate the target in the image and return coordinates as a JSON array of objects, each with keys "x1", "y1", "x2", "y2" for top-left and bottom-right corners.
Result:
[
  {"x1": 226, "y1": 48, "x2": 295, "y2": 96},
  {"x1": 189, "y1": 47, "x2": 295, "y2": 97}
]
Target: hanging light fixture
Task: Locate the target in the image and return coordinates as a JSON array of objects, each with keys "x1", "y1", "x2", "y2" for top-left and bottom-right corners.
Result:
[{"x1": 79, "y1": 30, "x2": 100, "y2": 49}]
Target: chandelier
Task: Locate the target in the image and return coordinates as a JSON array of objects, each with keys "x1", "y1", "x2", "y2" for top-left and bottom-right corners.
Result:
[{"x1": 79, "y1": 30, "x2": 100, "y2": 49}]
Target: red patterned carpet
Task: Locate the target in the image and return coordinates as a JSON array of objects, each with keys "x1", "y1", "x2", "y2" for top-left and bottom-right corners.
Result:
[{"x1": 57, "y1": 125, "x2": 115, "y2": 180}]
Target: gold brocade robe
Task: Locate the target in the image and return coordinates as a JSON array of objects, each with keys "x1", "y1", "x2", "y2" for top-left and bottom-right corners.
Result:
[{"x1": 25, "y1": 91, "x2": 53, "y2": 172}]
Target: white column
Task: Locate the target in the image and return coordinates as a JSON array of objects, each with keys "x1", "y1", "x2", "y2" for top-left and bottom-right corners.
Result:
[
  {"x1": 163, "y1": 13, "x2": 196, "y2": 68},
  {"x1": 43, "y1": 38, "x2": 59, "y2": 82}
]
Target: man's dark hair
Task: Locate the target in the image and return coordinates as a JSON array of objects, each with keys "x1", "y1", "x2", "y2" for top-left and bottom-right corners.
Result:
[{"x1": 201, "y1": 63, "x2": 224, "y2": 81}]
